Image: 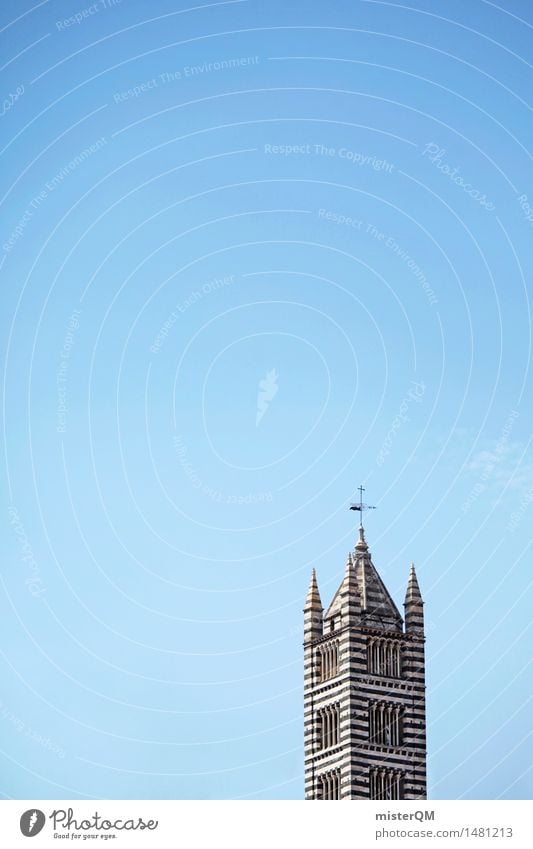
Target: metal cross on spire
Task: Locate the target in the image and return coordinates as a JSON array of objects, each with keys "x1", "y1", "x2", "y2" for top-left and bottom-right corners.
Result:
[{"x1": 349, "y1": 484, "x2": 376, "y2": 526}]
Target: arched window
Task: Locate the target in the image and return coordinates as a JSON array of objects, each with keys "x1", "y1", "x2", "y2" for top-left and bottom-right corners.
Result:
[
  {"x1": 368, "y1": 638, "x2": 401, "y2": 678},
  {"x1": 318, "y1": 769, "x2": 341, "y2": 800},
  {"x1": 319, "y1": 641, "x2": 339, "y2": 682},
  {"x1": 317, "y1": 703, "x2": 340, "y2": 749},
  {"x1": 368, "y1": 701, "x2": 402, "y2": 747},
  {"x1": 370, "y1": 768, "x2": 403, "y2": 800}
]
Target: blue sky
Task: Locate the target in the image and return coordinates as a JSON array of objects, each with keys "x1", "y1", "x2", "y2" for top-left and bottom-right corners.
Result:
[{"x1": 1, "y1": 0, "x2": 532, "y2": 799}]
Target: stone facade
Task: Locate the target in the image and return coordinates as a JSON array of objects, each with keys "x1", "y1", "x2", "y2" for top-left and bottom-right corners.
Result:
[{"x1": 303, "y1": 526, "x2": 427, "y2": 799}]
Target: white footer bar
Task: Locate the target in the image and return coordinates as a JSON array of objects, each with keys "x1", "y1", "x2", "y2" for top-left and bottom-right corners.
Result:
[{"x1": 1, "y1": 799, "x2": 529, "y2": 848}]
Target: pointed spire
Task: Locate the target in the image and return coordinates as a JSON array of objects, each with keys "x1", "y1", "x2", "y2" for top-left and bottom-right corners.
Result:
[
  {"x1": 359, "y1": 554, "x2": 367, "y2": 609},
  {"x1": 323, "y1": 526, "x2": 403, "y2": 630},
  {"x1": 354, "y1": 527, "x2": 369, "y2": 609},
  {"x1": 404, "y1": 562, "x2": 424, "y2": 635},
  {"x1": 341, "y1": 551, "x2": 358, "y2": 597},
  {"x1": 405, "y1": 562, "x2": 422, "y2": 603},
  {"x1": 304, "y1": 568, "x2": 323, "y2": 643},
  {"x1": 349, "y1": 528, "x2": 403, "y2": 628},
  {"x1": 340, "y1": 550, "x2": 361, "y2": 621},
  {"x1": 342, "y1": 551, "x2": 356, "y2": 583},
  {"x1": 305, "y1": 568, "x2": 322, "y2": 609}
]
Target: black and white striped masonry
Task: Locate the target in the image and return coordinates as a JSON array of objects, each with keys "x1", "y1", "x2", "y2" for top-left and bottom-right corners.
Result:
[{"x1": 303, "y1": 525, "x2": 427, "y2": 800}]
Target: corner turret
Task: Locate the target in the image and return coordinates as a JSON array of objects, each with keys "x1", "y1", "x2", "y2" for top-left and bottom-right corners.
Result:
[
  {"x1": 304, "y1": 568, "x2": 323, "y2": 643},
  {"x1": 404, "y1": 562, "x2": 424, "y2": 635}
]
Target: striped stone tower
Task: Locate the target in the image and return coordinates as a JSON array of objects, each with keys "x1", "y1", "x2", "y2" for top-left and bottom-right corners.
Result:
[{"x1": 303, "y1": 524, "x2": 427, "y2": 800}]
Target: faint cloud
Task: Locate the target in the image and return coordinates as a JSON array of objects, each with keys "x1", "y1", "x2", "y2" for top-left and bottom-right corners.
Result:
[{"x1": 460, "y1": 411, "x2": 533, "y2": 514}]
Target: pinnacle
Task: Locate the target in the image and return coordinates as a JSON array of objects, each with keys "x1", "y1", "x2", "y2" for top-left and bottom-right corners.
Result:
[
  {"x1": 305, "y1": 568, "x2": 323, "y2": 609},
  {"x1": 404, "y1": 562, "x2": 423, "y2": 604},
  {"x1": 342, "y1": 550, "x2": 358, "y2": 590},
  {"x1": 355, "y1": 525, "x2": 368, "y2": 551}
]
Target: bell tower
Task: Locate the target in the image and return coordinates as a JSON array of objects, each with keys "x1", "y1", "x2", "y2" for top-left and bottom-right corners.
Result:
[{"x1": 303, "y1": 510, "x2": 427, "y2": 800}]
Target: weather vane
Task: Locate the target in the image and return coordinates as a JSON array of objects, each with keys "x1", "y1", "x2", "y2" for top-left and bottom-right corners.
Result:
[{"x1": 350, "y1": 484, "x2": 376, "y2": 525}]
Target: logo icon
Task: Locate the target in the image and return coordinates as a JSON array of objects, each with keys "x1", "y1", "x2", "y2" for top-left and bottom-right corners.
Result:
[
  {"x1": 256, "y1": 368, "x2": 279, "y2": 426},
  {"x1": 20, "y1": 809, "x2": 45, "y2": 837}
]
